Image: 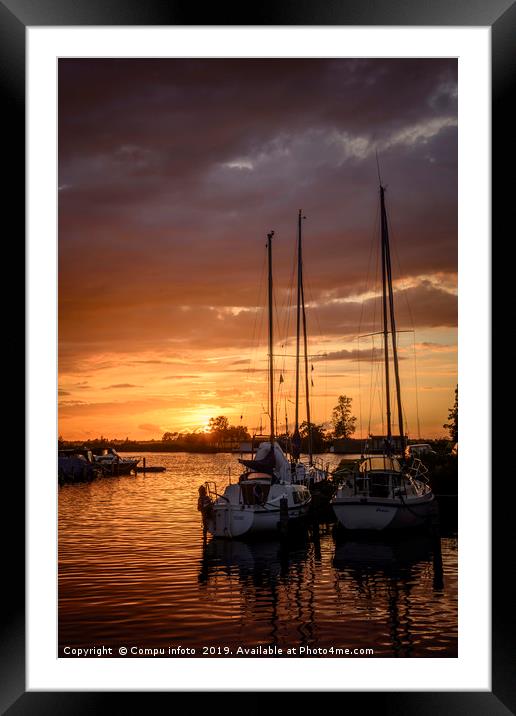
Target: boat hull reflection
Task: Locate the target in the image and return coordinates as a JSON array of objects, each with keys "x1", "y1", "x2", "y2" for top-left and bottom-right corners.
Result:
[{"x1": 200, "y1": 536, "x2": 309, "y2": 584}]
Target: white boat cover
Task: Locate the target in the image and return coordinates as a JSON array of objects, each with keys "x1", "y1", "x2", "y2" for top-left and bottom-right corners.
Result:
[{"x1": 254, "y1": 441, "x2": 292, "y2": 484}]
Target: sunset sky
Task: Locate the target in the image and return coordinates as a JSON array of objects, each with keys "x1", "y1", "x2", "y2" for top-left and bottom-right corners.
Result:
[{"x1": 58, "y1": 59, "x2": 457, "y2": 441}]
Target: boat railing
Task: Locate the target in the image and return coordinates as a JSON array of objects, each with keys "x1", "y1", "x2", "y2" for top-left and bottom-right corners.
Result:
[
  {"x1": 332, "y1": 467, "x2": 414, "y2": 498},
  {"x1": 404, "y1": 458, "x2": 430, "y2": 484},
  {"x1": 311, "y1": 456, "x2": 329, "y2": 474},
  {"x1": 204, "y1": 480, "x2": 230, "y2": 503}
]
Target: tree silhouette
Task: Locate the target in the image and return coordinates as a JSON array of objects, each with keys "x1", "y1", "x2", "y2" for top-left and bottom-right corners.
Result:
[
  {"x1": 208, "y1": 416, "x2": 229, "y2": 435},
  {"x1": 443, "y1": 386, "x2": 458, "y2": 443},
  {"x1": 332, "y1": 395, "x2": 357, "y2": 438},
  {"x1": 299, "y1": 420, "x2": 327, "y2": 453}
]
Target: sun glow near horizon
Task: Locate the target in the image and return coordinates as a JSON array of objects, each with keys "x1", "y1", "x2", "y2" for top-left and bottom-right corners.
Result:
[{"x1": 58, "y1": 326, "x2": 457, "y2": 442}]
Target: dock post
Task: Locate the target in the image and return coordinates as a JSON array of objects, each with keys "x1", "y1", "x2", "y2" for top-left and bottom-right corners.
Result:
[
  {"x1": 429, "y1": 502, "x2": 444, "y2": 590},
  {"x1": 143, "y1": 457, "x2": 146, "y2": 472},
  {"x1": 279, "y1": 497, "x2": 289, "y2": 539},
  {"x1": 311, "y1": 518, "x2": 320, "y2": 545}
]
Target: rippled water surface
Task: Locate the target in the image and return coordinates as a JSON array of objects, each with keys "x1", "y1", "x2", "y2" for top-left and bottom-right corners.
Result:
[{"x1": 59, "y1": 452, "x2": 457, "y2": 657}]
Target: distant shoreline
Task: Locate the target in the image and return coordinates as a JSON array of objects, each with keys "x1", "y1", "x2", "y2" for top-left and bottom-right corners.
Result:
[
  {"x1": 59, "y1": 442, "x2": 335, "y2": 455},
  {"x1": 58, "y1": 439, "x2": 447, "y2": 456}
]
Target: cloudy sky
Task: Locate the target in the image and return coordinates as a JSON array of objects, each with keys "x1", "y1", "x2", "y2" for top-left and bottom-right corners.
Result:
[{"x1": 58, "y1": 59, "x2": 457, "y2": 440}]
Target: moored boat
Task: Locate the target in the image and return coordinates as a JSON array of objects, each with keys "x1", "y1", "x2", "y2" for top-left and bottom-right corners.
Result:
[
  {"x1": 200, "y1": 441, "x2": 311, "y2": 538},
  {"x1": 198, "y1": 231, "x2": 311, "y2": 538},
  {"x1": 58, "y1": 447, "x2": 103, "y2": 484},
  {"x1": 332, "y1": 455, "x2": 434, "y2": 530},
  {"x1": 331, "y1": 172, "x2": 435, "y2": 531},
  {"x1": 92, "y1": 447, "x2": 140, "y2": 475}
]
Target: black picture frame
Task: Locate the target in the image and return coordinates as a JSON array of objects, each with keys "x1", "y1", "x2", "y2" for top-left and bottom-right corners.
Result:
[{"x1": 6, "y1": 0, "x2": 511, "y2": 711}]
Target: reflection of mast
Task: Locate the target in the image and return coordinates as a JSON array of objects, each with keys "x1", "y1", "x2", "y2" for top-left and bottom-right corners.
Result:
[
  {"x1": 386, "y1": 578, "x2": 403, "y2": 656},
  {"x1": 198, "y1": 539, "x2": 309, "y2": 650},
  {"x1": 432, "y1": 533, "x2": 444, "y2": 591},
  {"x1": 333, "y1": 534, "x2": 432, "y2": 655}
]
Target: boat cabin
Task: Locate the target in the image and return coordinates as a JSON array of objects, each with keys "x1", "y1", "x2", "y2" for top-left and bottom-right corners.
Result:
[
  {"x1": 366, "y1": 435, "x2": 406, "y2": 454},
  {"x1": 239, "y1": 474, "x2": 272, "y2": 505},
  {"x1": 58, "y1": 447, "x2": 95, "y2": 463},
  {"x1": 351, "y1": 456, "x2": 405, "y2": 498},
  {"x1": 92, "y1": 447, "x2": 121, "y2": 459}
]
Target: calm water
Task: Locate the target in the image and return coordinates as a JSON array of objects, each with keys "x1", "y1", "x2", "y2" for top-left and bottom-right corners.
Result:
[{"x1": 59, "y1": 452, "x2": 457, "y2": 658}]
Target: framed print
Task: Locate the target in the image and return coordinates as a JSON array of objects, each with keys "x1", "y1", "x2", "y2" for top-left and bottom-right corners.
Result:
[{"x1": 4, "y1": 0, "x2": 511, "y2": 711}]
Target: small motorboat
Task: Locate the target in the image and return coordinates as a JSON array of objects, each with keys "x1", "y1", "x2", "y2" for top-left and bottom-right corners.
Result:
[
  {"x1": 58, "y1": 447, "x2": 102, "y2": 484},
  {"x1": 92, "y1": 447, "x2": 140, "y2": 475}
]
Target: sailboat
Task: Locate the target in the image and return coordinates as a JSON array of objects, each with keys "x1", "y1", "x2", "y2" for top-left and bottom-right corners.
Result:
[
  {"x1": 331, "y1": 179, "x2": 435, "y2": 531},
  {"x1": 290, "y1": 210, "x2": 328, "y2": 487},
  {"x1": 198, "y1": 231, "x2": 312, "y2": 538}
]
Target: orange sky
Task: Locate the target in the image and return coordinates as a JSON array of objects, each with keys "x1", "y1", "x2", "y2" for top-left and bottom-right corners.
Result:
[{"x1": 58, "y1": 59, "x2": 457, "y2": 441}]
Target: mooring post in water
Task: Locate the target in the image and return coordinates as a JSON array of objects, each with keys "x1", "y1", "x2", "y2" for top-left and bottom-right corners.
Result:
[
  {"x1": 279, "y1": 496, "x2": 289, "y2": 538},
  {"x1": 143, "y1": 457, "x2": 146, "y2": 472},
  {"x1": 311, "y1": 518, "x2": 320, "y2": 545},
  {"x1": 429, "y1": 502, "x2": 444, "y2": 590}
]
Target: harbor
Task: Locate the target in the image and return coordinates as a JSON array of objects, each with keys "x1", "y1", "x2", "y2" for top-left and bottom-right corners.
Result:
[
  {"x1": 57, "y1": 57, "x2": 459, "y2": 664},
  {"x1": 58, "y1": 451, "x2": 457, "y2": 657}
]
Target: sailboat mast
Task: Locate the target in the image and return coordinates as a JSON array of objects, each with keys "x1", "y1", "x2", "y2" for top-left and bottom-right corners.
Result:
[
  {"x1": 295, "y1": 211, "x2": 302, "y2": 434},
  {"x1": 267, "y1": 231, "x2": 275, "y2": 443},
  {"x1": 295, "y1": 211, "x2": 313, "y2": 463},
  {"x1": 380, "y1": 186, "x2": 392, "y2": 441},
  {"x1": 381, "y1": 189, "x2": 405, "y2": 454},
  {"x1": 301, "y1": 266, "x2": 313, "y2": 465}
]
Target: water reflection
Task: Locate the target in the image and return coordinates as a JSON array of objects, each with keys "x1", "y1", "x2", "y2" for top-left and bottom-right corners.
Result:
[
  {"x1": 199, "y1": 537, "x2": 314, "y2": 647},
  {"x1": 59, "y1": 453, "x2": 457, "y2": 657},
  {"x1": 333, "y1": 533, "x2": 445, "y2": 657}
]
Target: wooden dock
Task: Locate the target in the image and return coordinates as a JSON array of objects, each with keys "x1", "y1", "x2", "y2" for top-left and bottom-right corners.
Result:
[{"x1": 136, "y1": 458, "x2": 166, "y2": 473}]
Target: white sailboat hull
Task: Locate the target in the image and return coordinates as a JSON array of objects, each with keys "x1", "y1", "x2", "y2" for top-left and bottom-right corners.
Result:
[
  {"x1": 332, "y1": 493, "x2": 435, "y2": 531},
  {"x1": 207, "y1": 502, "x2": 310, "y2": 538}
]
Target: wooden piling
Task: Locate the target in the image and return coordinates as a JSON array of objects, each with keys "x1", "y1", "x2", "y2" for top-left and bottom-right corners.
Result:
[
  {"x1": 279, "y1": 497, "x2": 289, "y2": 539},
  {"x1": 429, "y1": 501, "x2": 444, "y2": 590}
]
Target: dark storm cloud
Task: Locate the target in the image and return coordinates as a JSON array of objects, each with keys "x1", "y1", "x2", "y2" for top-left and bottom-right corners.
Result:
[
  {"x1": 59, "y1": 58, "x2": 457, "y2": 365},
  {"x1": 58, "y1": 281, "x2": 456, "y2": 360}
]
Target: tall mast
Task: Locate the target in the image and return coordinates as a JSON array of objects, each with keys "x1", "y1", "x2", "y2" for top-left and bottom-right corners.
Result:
[
  {"x1": 267, "y1": 231, "x2": 275, "y2": 443},
  {"x1": 381, "y1": 189, "x2": 405, "y2": 454},
  {"x1": 294, "y1": 211, "x2": 302, "y2": 436},
  {"x1": 380, "y1": 185, "x2": 392, "y2": 441},
  {"x1": 300, "y1": 255, "x2": 313, "y2": 465},
  {"x1": 291, "y1": 213, "x2": 304, "y2": 460}
]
